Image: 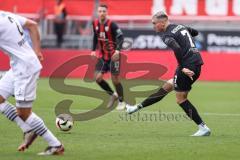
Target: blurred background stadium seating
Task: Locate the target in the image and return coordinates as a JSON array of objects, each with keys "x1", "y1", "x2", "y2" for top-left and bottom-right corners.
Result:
[{"x1": 0, "y1": 0, "x2": 240, "y2": 81}]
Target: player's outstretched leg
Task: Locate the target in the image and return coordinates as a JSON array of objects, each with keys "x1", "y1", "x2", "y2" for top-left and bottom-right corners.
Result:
[
  {"x1": 176, "y1": 91, "x2": 211, "y2": 136},
  {"x1": 112, "y1": 75, "x2": 125, "y2": 110},
  {"x1": 15, "y1": 103, "x2": 64, "y2": 155},
  {"x1": 0, "y1": 101, "x2": 32, "y2": 133},
  {"x1": 0, "y1": 97, "x2": 38, "y2": 151},
  {"x1": 126, "y1": 79, "x2": 173, "y2": 114}
]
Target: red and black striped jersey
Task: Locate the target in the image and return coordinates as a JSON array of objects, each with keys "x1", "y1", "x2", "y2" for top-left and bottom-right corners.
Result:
[{"x1": 92, "y1": 19, "x2": 123, "y2": 61}]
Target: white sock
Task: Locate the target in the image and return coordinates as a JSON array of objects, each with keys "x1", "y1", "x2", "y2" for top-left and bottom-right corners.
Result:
[
  {"x1": 198, "y1": 123, "x2": 208, "y2": 130},
  {"x1": 42, "y1": 130, "x2": 61, "y2": 147},
  {"x1": 25, "y1": 112, "x2": 61, "y2": 147},
  {"x1": 0, "y1": 102, "x2": 31, "y2": 132},
  {"x1": 14, "y1": 116, "x2": 32, "y2": 133}
]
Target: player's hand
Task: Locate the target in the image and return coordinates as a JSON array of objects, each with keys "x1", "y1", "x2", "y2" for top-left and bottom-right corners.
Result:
[
  {"x1": 182, "y1": 68, "x2": 195, "y2": 81},
  {"x1": 91, "y1": 51, "x2": 97, "y2": 59},
  {"x1": 37, "y1": 52, "x2": 44, "y2": 61},
  {"x1": 111, "y1": 50, "x2": 120, "y2": 62}
]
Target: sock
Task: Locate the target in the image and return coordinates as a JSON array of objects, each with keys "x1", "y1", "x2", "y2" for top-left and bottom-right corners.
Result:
[
  {"x1": 198, "y1": 122, "x2": 207, "y2": 129},
  {"x1": 42, "y1": 130, "x2": 61, "y2": 147},
  {"x1": 179, "y1": 100, "x2": 204, "y2": 125},
  {"x1": 97, "y1": 80, "x2": 114, "y2": 96},
  {"x1": 115, "y1": 83, "x2": 124, "y2": 102},
  {"x1": 0, "y1": 102, "x2": 31, "y2": 132},
  {"x1": 25, "y1": 112, "x2": 61, "y2": 147},
  {"x1": 141, "y1": 88, "x2": 168, "y2": 108}
]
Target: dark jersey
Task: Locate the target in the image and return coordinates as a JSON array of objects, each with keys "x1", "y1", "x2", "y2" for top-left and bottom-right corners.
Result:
[
  {"x1": 92, "y1": 19, "x2": 123, "y2": 61},
  {"x1": 161, "y1": 24, "x2": 203, "y2": 68}
]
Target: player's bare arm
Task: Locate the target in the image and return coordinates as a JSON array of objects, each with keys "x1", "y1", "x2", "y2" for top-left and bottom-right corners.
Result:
[
  {"x1": 91, "y1": 27, "x2": 98, "y2": 59},
  {"x1": 111, "y1": 23, "x2": 124, "y2": 62},
  {"x1": 164, "y1": 37, "x2": 195, "y2": 80},
  {"x1": 23, "y1": 19, "x2": 43, "y2": 61},
  {"x1": 111, "y1": 34, "x2": 123, "y2": 61},
  {"x1": 182, "y1": 68, "x2": 195, "y2": 80}
]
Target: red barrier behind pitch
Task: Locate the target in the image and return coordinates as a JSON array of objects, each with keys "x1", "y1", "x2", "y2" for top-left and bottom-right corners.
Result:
[{"x1": 0, "y1": 50, "x2": 240, "y2": 81}]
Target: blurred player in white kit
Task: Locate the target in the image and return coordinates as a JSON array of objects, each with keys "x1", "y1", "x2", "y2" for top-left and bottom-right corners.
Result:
[{"x1": 0, "y1": 11, "x2": 64, "y2": 155}]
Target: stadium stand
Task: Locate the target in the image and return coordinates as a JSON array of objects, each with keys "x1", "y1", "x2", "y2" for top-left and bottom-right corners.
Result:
[{"x1": 0, "y1": 0, "x2": 240, "y2": 81}]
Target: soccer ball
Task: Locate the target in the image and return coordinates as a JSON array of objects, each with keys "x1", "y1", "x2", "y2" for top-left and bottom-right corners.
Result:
[{"x1": 56, "y1": 114, "x2": 74, "y2": 132}]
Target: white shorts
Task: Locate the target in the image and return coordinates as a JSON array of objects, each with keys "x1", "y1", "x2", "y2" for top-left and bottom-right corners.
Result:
[{"x1": 0, "y1": 69, "x2": 40, "y2": 107}]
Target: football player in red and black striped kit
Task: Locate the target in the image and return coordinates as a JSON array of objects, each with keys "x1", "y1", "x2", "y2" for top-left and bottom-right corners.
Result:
[{"x1": 91, "y1": 4, "x2": 125, "y2": 110}]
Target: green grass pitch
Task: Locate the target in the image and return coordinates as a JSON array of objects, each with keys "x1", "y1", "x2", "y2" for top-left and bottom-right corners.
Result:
[{"x1": 0, "y1": 78, "x2": 240, "y2": 160}]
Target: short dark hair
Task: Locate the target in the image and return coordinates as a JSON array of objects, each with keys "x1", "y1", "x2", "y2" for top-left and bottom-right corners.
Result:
[{"x1": 99, "y1": 4, "x2": 108, "y2": 9}]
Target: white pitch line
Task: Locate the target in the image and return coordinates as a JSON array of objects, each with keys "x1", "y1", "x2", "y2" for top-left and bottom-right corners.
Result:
[
  {"x1": 159, "y1": 111, "x2": 240, "y2": 117},
  {"x1": 54, "y1": 109, "x2": 240, "y2": 117},
  {"x1": 202, "y1": 112, "x2": 240, "y2": 117}
]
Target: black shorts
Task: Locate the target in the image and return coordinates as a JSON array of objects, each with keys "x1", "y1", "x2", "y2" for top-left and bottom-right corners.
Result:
[
  {"x1": 173, "y1": 65, "x2": 202, "y2": 92},
  {"x1": 95, "y1": 58, "x2": 120, "y2": 75}
]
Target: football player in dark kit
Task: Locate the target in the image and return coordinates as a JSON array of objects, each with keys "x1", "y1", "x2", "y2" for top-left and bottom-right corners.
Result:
[
  {"x1": 91, "y1": 4, "x2": 125, "y2": 110},
  {"x1": 126, "y1": 11, "x2": 211, "y2": 136}
]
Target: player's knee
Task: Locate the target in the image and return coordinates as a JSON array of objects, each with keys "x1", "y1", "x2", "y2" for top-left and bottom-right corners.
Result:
[
  {"x1": 0, "y1": 96, "x2": 6, "y2": 113},
  {"x1": 176, "y1": 97, "x2": 187, "y2": 105},
  {"x1": 18, "y1": 113, "x2": 30, "y2": 121},
  {"x1": 17, "y1": 107, "x2": 32, "y2": 121},
  {"x1": 113, "y1": 82, "x2": 120, "y2": 86},
  {"x1": 112, "y1": 78, "x2": 120, "y2": 85},
  {"x1": 166, "y1": 79, "x2": 174, "y2": 84},
  {"x1": 112, "y1": 79, "x2": 119, "y2": 85},
  {"x1": 162, "y1": 81, "x2": 174, "y2": 92},
  {"x1": 176, "y1": 98, "x2": 182, "y2": 105},
  {"x1": 0, "y1": 95, "x2": 6, "y2": 104},
  {"x1": 96, "y1": 78, "x2": 102, "y2": 84},
  {"x1": 95, "y1": 76, "x2": 103, "y2": 83}
]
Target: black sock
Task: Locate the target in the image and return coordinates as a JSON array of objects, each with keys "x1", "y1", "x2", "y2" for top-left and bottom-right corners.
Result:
[
  {"x1": 97, "y1": 80, "x2": 114, "y2": 96},
  {"x1": 179, "y1": 100, "x2": 204, "y2": 125},
  {"x1": 140, "y1": 88, "x2": 168, "y2": 108},
  {"x1": 115, "y1": 83, "x2": 124, "y2": 102}
]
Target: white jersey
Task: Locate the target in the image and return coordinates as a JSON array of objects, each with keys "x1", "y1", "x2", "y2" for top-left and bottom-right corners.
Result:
[{"x1": 0, "y1": 11, "x2": 42, "y2": 76}]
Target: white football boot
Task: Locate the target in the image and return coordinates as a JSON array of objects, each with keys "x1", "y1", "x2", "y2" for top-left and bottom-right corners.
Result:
[
  {"x1": 38, "y1": 145, "x2": 64, "y2": 156},
  {"x1": 116, "y1": 101, "x2": 126, "y2": 111},
  {"x1": 191, "y1": 124, "x2": 211, "y2": 137},
  {"x1": 126, "y1": 104, "x2": 139, "y2": 114}
]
